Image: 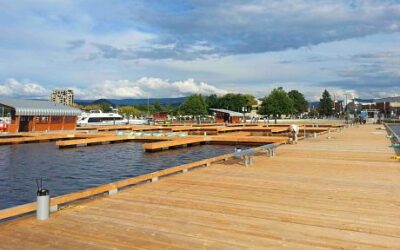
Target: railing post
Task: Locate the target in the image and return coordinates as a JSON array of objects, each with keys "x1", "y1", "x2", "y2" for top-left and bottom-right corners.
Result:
[{"x1": 108, "y1": 188, "x2": 118, "y2": 196}]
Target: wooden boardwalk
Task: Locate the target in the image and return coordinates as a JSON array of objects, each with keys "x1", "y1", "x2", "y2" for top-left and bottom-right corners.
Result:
[
  {"x1": 142, "y1": 136, "x2": 288, "y2": 151},
  {"x1": 143, "y1": 137, "x2": 208, "y2": 151},
  {"x1": 57, "y1": 136, "x2": 170, "y2": 148},
  {"x1": 1, "y1": 125, "x2": 399, "y2": 249},
  {"x1": 0, "y1": 133, "x2": 105, "y2": 145}
]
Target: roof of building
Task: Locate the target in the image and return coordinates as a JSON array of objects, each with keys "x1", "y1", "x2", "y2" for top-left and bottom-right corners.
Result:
[
  {"x1": 209, "y1": 108, "x2": 243, "y2": 116},
  {"x1": 353, "y1": 98, "x2": 375, "y2": 104},
  {"x1": 0, "y1": 99, "x2": 82, "y2": 116}
]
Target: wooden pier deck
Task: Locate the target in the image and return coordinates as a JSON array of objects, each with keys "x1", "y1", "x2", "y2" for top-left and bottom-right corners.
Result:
[
  {"x1": 0, "y1": 133, "x2": 102, "y2": 145},
  {"x1": 1, "y1": 124, "x2": 399, "y2": 249},
  {"x1": 143, "y1": 137, "x2": 208, "y2": 151},
  {"x1": 209, "y1": 135, "x2": 288, "y2": 144},
  {"x1": 142, "y1": 135, "x2": 288, "y2": 152},
  {"x1": 57, "y1": 136, "x2": 171, "y2": 148}
]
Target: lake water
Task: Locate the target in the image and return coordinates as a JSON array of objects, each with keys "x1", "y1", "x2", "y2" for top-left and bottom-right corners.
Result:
[
  {"x1": 389, "y1": 124, "x2": 400, "y2": 138},
  {"x1": 0, "y1": 142, "x2": 240, "y2": 209}
]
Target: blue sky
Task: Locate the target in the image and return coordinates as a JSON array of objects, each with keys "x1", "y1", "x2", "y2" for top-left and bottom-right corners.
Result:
[{"x1": 0, "y1": 0, "x2": 399, "y2": 100}]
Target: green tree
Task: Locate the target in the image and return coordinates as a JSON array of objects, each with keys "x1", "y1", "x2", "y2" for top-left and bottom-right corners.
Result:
[
  {"x1": 99, "y1": 104, "x2": 112, "y2": 112},
  {"x1": 288, "y1": 90, "x2": 308, "y2": 115},
  {"x1": 243, "y1": 94, "x2": 258, "y2": 106},
  {"x1": 205, "y1": 94, "x2": 220, "y2": 109},
  {"x1": 218, "y1": 94, "x2": 248, "y2": 112},
  {"x1": 179, "y1": 94, "x2": 208, "y2": 116},
  {"x1": 118, "y1": 106, "x2": 141, "y2": 118},
  {"x1": 318, "y1": 89, "x2": 334, "y2": 117},
  {"x1": 153, "y1": 100, "x2": 163, "y2": 112},
  {"x1": 258, "y1": 87, "x2": 294, "y2": 117},
  {"x1": 82, "y1": 104, "x2": 102, "y2": 112}
]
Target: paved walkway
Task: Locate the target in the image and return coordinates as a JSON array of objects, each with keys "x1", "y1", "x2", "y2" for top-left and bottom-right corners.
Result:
[{"x1": 0, "y1": 125, "x2": 399, "y2": 249}]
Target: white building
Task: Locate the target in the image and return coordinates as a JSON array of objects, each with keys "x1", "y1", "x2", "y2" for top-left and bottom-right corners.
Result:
[{"x1": 50, "y1": 89, "x2": 74, "y2": 106}]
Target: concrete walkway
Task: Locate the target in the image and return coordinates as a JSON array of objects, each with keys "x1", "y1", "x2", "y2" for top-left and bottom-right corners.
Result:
[{"x1": 0, "y1": 125, "x2": 399, "y2": 249}]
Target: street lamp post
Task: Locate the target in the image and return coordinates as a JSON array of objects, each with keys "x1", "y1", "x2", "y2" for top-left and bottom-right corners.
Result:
[{"x1": 242, "y1": 106, "x2": 247, "y2": 124}]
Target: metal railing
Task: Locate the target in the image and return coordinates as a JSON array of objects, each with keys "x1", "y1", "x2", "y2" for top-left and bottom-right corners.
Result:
[{"x1": 384, "y1": 123, "x2": 400, "y2": 143}]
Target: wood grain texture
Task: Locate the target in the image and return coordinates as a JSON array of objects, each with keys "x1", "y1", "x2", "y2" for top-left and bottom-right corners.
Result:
[{"x1": 1, "y1": 124, "x2": 398, "y2": 249}]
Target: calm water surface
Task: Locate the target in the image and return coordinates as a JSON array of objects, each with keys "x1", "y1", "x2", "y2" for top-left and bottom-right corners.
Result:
[
  {"x1": 0, "y1": 142, "x2": 239, "y2": 209},
  {"x1": 390, "y1": 124, "x2": 400, "y2": 137}
]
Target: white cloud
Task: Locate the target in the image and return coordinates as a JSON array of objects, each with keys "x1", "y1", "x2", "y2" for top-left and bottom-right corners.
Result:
[
  {"x1": 0, "y1": 77, "x2": 227, "y2": 99},
  {"x1": 74, "y1": 77, "x2": 227, "y2": 99},
  {"x1": 0, "y1": 78, "x2": 47, "y2": 98}
]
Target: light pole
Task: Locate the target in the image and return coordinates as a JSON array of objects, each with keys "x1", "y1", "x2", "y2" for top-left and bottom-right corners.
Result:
[{"x1": 242, "y1": 106, "x2": 247, "y2": 124}]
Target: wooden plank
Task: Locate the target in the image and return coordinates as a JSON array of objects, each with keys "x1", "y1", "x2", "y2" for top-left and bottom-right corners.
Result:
[
  {"x1": 0, "y1": 134, "x2": 76, "y2": 145},
  {"x1": 143, "y1": 137, "x2": 208, "y2": 151},
  {"x1": 241, "y1": 126, "x2": 289, "y2": 133},
  {"x1": 3, "y1": 125, "x2": 400, "y2": 249},
  {"x1": 0, "y1": 203, "x2": 36, "y2": 220},
  {"x1": 56, "y1": 136, "x2": 170, "y2": 148},
  {"x1": 210, "y1": 135, "x2": 288, "y2": 144}
]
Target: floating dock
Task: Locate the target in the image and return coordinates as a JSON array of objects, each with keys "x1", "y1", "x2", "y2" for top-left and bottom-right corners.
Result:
[
  {"x1": 1, "y1": 125, "x2": 399, "y2": 248},
  {"x1": 0, "y1": 133, "x2": 102, "y2": 145},
  {"x1": 57, "y1": 136, "x2": 171, "y2": 148},
  {"x1": 143, "y1": 137, "x2": 209, "y2": 151}
]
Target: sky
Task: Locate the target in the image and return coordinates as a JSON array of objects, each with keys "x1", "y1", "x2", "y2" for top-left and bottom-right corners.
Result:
[{"x1": 0, "y1": 0, "x2": 399, "y2": 101}]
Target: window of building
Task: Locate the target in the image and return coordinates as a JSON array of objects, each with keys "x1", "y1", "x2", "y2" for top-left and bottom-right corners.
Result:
[{"x1": 35, "y1": 116, "x2": 49, "y2": 123}]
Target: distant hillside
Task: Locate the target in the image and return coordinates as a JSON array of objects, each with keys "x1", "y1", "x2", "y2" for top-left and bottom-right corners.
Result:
[{"x1": 75, "y1": 97, "x2": 187, "y2": 106}]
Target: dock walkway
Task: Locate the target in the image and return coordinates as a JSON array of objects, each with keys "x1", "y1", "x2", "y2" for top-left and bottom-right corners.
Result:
[{"x1": 1, "y1": 125, "x2": 399, "y2": 249}]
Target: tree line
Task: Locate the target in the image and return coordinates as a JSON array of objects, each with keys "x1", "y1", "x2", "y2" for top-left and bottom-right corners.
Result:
[{"x1": 77, "y1": 89, "x2": 335, "y2": 118}]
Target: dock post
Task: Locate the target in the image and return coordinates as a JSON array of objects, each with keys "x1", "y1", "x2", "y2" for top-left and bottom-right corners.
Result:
[
  {"x1": 108, "y1": 188, "x2": 118, "y2": 196},
  {"x1": 206, "y1": 162, "x2": 211, "y2": 167},
  {"x1": 181, "y1": 169, "x2": 188, "y2": 174},
  {"x1": 244, "y1": 155, "x2": 251, "y2": 167},
  {"x1": 151, "y1": 176, "x2": 159, "y2": 182},
  {"x1": 313, "y1": 132, "x2": 317, "y2": 138},
  {"x1": 327, "y1": 129, "x2": 331, "y2": 139},
  {"x1": 50, "y1": 204, "x2": 58, "y2": 213}
]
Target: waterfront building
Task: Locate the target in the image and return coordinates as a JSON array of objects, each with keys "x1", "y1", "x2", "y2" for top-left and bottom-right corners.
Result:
[
  {"x1": 50, "y1": 89, "x2": 74, "y2": 106},
  {"x1": 0, "y1": 99, "x2": 81, "y2": 132},
  {"x1": 375, "y1": 96, "x2": 400, "y2": 118},
  {"x1": 346, "y1": 96, "x2": 400, "y2": 118},
  {"x1": 153, "y1": 112, "x2": 169, "y2": 122},
  {"x1": 209, "y1": 108, "x2": 243, "y2": 123}
]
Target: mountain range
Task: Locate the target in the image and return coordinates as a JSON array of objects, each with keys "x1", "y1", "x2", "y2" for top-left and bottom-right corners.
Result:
[{"x1": 75, "y1": 97, "x2": 187, "y2": 106}]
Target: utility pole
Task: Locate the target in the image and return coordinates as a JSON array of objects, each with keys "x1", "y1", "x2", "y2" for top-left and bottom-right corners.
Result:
[
  {"x1": 147, "y1": 96, "x2": 150, "y2": 118},
  {"x1": 242, "y1": 106, "x2": 246, "y2": 124}
]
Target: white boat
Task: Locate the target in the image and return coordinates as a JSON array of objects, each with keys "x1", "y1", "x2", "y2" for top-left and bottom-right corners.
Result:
[
  {"x1": 128, "y1": 117, "x2": 148, "y2": 125},
  {"x1": 77, "y1": 110, "x2": 128, "y2": 126}
]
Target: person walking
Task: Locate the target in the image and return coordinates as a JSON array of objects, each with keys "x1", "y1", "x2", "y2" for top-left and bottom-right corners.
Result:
[{"x1": 289, "y1": 124, "x2": 299, "y2": 143}]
